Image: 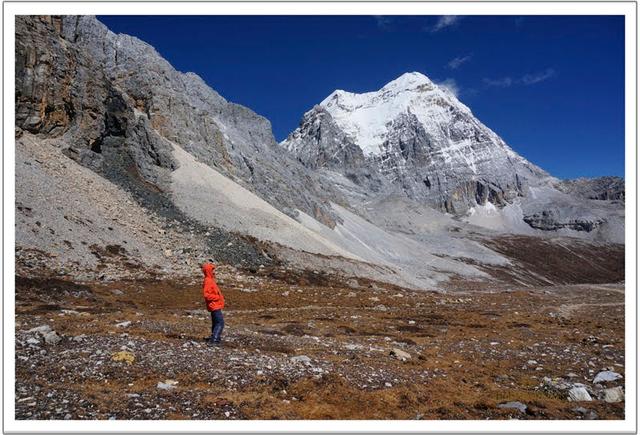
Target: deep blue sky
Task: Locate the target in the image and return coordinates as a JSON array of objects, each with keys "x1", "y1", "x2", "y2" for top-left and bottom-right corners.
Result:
[{"x1": 98, "y1": 15, "x2": 625, "y2": 179}]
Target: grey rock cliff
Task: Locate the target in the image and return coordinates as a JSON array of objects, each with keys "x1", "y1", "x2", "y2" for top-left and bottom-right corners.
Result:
[{"x1": 15, "y1": 15, "x2": 341, "y2": 226}]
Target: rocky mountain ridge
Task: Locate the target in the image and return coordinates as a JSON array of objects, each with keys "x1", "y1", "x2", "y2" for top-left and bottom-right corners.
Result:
[{"x1": 16, "y1": 15, "x2": 341, "y2": 226}]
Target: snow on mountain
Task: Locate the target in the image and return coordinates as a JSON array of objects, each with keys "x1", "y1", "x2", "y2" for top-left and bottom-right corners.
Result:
[{"x1": 318, "y1": 72, "x2": 473, "y2": 157}]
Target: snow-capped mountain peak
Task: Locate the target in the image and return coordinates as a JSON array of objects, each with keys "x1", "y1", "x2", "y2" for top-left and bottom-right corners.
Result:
[
  {"x1": 380, "y1": 71, "x2": 434, "y2": 92},
  {"x1": 281, "y1": 71, "x2": 549, "y2": 213},
  {"x1": 320, "y1": 71, "x2": 434, "y2": 107},
  {"x1": 314, "y1": 72, "x2": 471, "y2": 156}
]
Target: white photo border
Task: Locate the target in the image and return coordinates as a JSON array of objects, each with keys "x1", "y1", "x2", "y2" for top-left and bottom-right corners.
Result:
[{"x1": 2, "y1": 1, "x2": 637, "y2": 433}]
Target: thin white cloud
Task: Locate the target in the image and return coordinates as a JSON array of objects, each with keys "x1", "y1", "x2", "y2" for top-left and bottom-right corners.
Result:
[
  {"x1": 522, "y1": 68, "x2": 556, "y2": 85},
  {"x1": 483, "y1": 77, "x2": 514, "y2": 88},
  {"x1": 437, "y1": 78, "x2": 460, "y2": 97},
  {"x1": 447, "y1": 54, "x2": 472, "y2": 70},
  {"x1": 483, "y1": 68, "x2": 556, "y2": 88},
  {"x1": 373, "y1": 15, "x2": 393, "y2": 30},
  {"x1": 431, "y1": 15, "x2": 461, "y2": 32}
]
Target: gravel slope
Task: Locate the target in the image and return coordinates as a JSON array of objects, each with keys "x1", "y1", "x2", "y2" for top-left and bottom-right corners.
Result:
[{"x1": 15, "y1": 132, "x2": 196, "y2": 279}]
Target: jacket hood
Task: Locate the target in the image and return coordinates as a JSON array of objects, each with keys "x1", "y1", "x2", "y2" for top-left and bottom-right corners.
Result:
[{"x1": 202, "y1": 262, "x2": 216, "y2": 278}]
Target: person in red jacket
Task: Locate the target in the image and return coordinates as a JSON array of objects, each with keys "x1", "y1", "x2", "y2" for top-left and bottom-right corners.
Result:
[{"x1": 202, "y1": 261, "x2": 225, "y2": 346}]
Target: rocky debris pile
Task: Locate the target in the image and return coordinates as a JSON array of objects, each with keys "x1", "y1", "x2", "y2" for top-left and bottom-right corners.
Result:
[
  {"x1": 539, "y1": 370, "x2": 624, "y2": 404},
  {"x1": 522, "y1": 210, "x2": 605, "y2": 232},
  {"x1": 25, "y1": 325, "x2": 62, "y2": 346},
  {"x1": 15, "y1": 132, "x2": 207, "y2": 280}
]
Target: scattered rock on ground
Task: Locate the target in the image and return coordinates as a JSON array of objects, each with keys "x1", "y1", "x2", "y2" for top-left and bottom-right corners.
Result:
[
  {"x1": 542, "y1": 376, "x2": 572, "y2": 393},
  {"x1": 573, "y1": 407, "x2": 598, "y2": 420},
  {"x1": 497, "y1": 401, "x2": 527, "y2": 413},
  {"x1": 347, "y1": 279, "x2": 360, "y2": 288},
  {"x1": 290, "y1": 355, "x2": 312, "y2": 364},
  {"x1": 61, "y1": 309, "x2": 80, "y2": 315},
  {"x1": 157, "y1": 380, "x2": 178, "y2": 390},
  {"x1": 43, "y1": 331, "x2": 62, "y2": 345},
  {"x1": 390, "y1": 348, "x2": 411, "y2": 361},
  {"x1": 28, "y1": 325, "x2": 52, "y2": 334},
  {"x1": 600, "y1": 387, "x2": 624, "y2": 403},
  {"x1": 593, "y1": 370, "x2": 622, "y2": 384},
  {"x1": 568, "y1": 386, "x2": 592, "y2": 402}
]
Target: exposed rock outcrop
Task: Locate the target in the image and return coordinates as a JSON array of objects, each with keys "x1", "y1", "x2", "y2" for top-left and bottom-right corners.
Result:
[
  {"x1": 556, "y1": 177, "x2": 625, "y2": 202},
  {"x1": 16, "y1": 15, "x2": 341, "y2": 226}
]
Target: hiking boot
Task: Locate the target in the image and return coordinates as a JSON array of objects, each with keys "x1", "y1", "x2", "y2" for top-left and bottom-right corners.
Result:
[{"x1": 207, "y1": 340, "x2": 222, "y2": 347}]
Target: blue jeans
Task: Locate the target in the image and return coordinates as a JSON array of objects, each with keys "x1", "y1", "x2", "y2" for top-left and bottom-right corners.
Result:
[{"x1": 210, "y1": 309, "x2": 224, "y2": 343}]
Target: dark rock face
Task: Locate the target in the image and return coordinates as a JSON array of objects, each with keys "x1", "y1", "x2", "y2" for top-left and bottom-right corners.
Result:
[
  {"x1": 15, "y1": 15, "x2": 341, "y2": 226},
  {"x1": 442, "y1": 180, "x2": 511, "y2": 214},
  {"x1": 556, "y1": 177, "x2": 625, "y2": 202},
  {"x1": 287, "y1": 106, "x2": 367, "y2": 171},
  {"x1": 523, "y1": 210, "x2": 605, "y2": 232},
  {"x1": 15, "y1": 16, "x2": 78, "y2": 136}
]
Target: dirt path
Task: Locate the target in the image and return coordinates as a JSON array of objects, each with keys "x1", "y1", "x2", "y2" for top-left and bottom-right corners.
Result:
[{"x1": 558, "y1": 302, "x2": 624, "y2": 319}]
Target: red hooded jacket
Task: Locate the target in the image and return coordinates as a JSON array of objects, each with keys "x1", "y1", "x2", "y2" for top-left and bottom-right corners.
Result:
[{"x1": 202, "y1": 263, "x2": 224, "y2": 311}]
